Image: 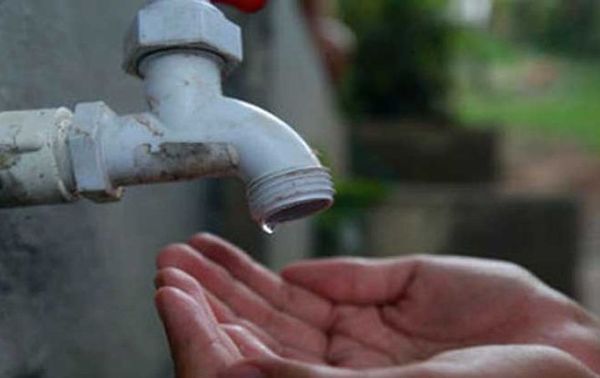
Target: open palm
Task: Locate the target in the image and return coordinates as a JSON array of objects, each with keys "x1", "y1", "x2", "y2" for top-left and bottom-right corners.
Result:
[{"x1": 155, "y1": 233, "x2": 600, "y2": 377}]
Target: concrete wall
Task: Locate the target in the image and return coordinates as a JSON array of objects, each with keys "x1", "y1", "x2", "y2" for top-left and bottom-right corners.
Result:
[{"x1": 0, "y1": 1, "x2": 206, "y2": 377}]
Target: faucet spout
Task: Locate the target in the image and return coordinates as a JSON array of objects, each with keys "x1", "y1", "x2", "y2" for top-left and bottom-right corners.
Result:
[
  {"x1": 216, "y1": 99, "x2": 335, "y2": 227},
  {"x1": 139, "y1": 52, "x2": 335, "y2": 226}
]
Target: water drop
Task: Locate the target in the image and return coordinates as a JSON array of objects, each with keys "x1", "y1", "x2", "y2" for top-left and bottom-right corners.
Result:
[{"x1": 261, "y1": 222, "x2": 277, "y2": 235}]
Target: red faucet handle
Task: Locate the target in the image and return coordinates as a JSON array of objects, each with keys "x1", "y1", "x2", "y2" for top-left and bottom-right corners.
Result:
[{"x1": 212, "y1": 0, "x2": 267, "y2": 13}]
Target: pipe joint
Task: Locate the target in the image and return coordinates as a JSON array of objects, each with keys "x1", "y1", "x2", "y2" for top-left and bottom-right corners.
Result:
[{"x1": 69, "y1": 102, "x2": 124, "y2": 203}]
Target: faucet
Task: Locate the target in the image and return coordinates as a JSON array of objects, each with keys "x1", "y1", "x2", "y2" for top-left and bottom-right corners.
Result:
[{"x1": 0, "y1": 0, "x2": 334, "y2": 231}]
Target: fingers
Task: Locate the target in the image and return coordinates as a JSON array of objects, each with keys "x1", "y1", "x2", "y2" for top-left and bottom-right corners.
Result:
[
  {"x1": 156, "y1": 267, "x2": 319, "y2": 364},
  {"x1": 205, "y1": 292, "x2": 283, "y2": 354},
  {"x1": 189, "y1": 233, "x2": 334, "y2": 329},
  {"x1": 155, "y1": 287, "x2": 241, "y2": 378},
  {"x1": 157, "y1": 243, "x2": 328, "y2": 358},
  {"x1": 155, "y1": 267, "x2": 219, "y2": 325},
  {"x1": 281, "y1": 257, "x2": 420, "y2": 305},
  {"x1": 155, "y1": 268, "x2": 241, "y2": 357},
  {"x1": 207, "y1": 290, "x2": 325, "y2": 363},
  {"x1": 222, "y1": 324, "x2": 278, "y2": 359}
]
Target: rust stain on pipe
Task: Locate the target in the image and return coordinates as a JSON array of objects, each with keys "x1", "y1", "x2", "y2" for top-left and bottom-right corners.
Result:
[
  {"x1": 133, "y1": 114, "x2": 164, "y2": 137},
  {"x1": 0, "y1": 154, "x2": 18, "y2": 170},
  {"x1": 0, "y1": 171, "x2": 32, "y2": 206},
  {"x1": 114, "y1": 142, "x2": 239, "y2": 186}
]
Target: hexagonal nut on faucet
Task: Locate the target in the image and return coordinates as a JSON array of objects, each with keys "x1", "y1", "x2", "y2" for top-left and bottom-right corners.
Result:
[
  {"x1": 68, "y1": 102, "x2": 123, "y2": 203},
  {"x1": 123, "y1": 0, "x2": 243, "y2": 78}
]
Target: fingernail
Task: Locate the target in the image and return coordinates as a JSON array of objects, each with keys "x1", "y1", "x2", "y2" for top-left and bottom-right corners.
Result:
[{"x1": 221, "y1": 364, "x2": 265, "y2": 378}]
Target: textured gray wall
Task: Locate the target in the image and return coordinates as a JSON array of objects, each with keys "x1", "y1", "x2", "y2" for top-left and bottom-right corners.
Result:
[{"x1": 0, "y1": 1, "x2": 207, "y2": 377}]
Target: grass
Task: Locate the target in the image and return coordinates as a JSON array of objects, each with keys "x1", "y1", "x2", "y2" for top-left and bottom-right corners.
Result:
[{"x1": 454, "y1": 36, "x2": 600, "y2": 150}]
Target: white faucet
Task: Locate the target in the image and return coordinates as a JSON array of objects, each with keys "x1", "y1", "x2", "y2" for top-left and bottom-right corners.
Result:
[{"x1": 0, "y1": 0, "x2": 334, "y2": 230}]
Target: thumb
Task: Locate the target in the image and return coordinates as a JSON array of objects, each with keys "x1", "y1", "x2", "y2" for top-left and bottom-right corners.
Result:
[{"x1": 219, "y1": 359, "x2": 353, "y2": 378}]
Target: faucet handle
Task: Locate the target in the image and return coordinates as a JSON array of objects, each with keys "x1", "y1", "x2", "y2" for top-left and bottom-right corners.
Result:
[{"x1": 212, "y1": 0, "x2": 267, "y2": 13}]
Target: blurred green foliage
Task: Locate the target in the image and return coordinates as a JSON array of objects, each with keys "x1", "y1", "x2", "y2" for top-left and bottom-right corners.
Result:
[
  {"x1": 458, "y1": 58, "x2": 600, "y2": 150},
  {"x1": 315, "y1": 178, "x2": 389, "y2": 257},
  {"x1": 338, "y1": 0, "x2": 454, "y2": 119},
  {"x1": 455, "y1": 28, "x2": 517, "y2": 64},
  {"x1": 507, "y1": 0, "x2": 600, "y2": 57},
  {"x1": 326, "y1": 178, "x2": 389, "y2": 210},
  {"x1": 455, "y1": 0, "x2": 600, "y2": 149}
]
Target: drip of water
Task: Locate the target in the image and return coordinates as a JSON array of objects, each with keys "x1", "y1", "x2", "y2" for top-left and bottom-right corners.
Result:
[{"x1": 261, "y1": 222, "x2": 277, "y2": 235}]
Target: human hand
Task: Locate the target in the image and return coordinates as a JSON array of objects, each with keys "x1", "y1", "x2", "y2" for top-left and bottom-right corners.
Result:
[{"x1": 155, "y1": 233, "x2": 600, "y2": 377}]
